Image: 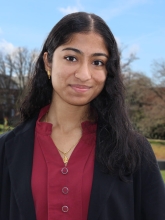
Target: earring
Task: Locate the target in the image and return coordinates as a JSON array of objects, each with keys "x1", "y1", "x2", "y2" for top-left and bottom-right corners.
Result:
[{"x1": 47, "y1": 70, "x2": 51, "y2": 79}]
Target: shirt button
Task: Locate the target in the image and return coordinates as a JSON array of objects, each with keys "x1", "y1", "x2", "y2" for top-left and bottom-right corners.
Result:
[
  {"x1": 62, "y1": 187, "x2": 69, "y2": 194},
  {"x1": 61, "y1": 167, "x2": 68, "y2": 174},
  {"x1": 62, "y1": 205, "x2": 69, "y2": 212}
]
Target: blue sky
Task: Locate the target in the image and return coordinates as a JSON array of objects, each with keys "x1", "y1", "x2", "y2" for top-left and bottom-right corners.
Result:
[{"x1": 0, "y1": 0, "x2": 164, "y2": 78}]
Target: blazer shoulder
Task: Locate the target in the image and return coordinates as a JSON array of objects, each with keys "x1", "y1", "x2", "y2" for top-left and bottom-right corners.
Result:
[
  {"x1": 134, "y1": 133, "x2": 155, "y2": 161},
  {"x1": 0, "y1": 130, "x2": 15, "y2": 147},
  {"x1": 0, "y1": 115, "x2": 38, "y2": 150}
]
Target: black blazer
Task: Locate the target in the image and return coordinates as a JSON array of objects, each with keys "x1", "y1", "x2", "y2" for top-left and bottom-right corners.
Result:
[{"x1": 0, "y1": 116, "x2": 165, "y2": 220}]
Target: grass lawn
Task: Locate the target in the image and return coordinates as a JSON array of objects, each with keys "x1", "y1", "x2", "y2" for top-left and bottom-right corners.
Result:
[
  {"x1": 148, "y1": 139, "x2": 165, "y2": 160},
  {"x1": 160, "y1": 171, "x2": 165, "y2": 182},
  {"x1": 148, "y1": 139, "x2": 165, "y2": 182}
]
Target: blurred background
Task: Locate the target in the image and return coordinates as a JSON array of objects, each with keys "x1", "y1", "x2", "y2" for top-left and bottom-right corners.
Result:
[{"x1": 0, "y1": 0, "x2": 165, "y2": 171}]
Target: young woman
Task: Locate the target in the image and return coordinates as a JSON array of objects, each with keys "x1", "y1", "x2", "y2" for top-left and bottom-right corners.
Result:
[{"x1": 0, "y1": 12, "x2": 165, "y2": 220}]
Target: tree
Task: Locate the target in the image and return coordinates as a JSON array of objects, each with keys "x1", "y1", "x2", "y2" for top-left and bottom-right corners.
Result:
[
  {"x1": 0, "y1": 48, "x2": 38, "y2": 122},
  {"x1": 0, "y1": 53, "x2": 6, "y2": 75},
  {"x1": 124, "y1": 72, "x2": 152, "y2": 133},
  {"x1": 119, "y1": 44, "x2": 138, "y2": 74},
  {"x1": 12, "y1": 47, "x2": 38, "y2": 90},
  {"x1": 124, "y1": 71, "x2": 165, "y2": 139},
  {"x1": 152, "y1": 59, "x2": 165, "y2": 86}
]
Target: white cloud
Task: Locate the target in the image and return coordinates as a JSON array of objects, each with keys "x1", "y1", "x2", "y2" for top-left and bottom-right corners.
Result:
[
  {"x1": 58, "y1": 0, "x2": 83, "y2": 15},
  {"x1": 59, "y1": 6, "x2": 80, "y2": 15},
  {"x1": 0, "y1": 39, "x2": 17, "y2": 54}
]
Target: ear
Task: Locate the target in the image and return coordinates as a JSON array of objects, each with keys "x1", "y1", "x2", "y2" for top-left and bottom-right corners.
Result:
[{"x1": 43, "y1": 52, "x2": 51, "y2": 71}]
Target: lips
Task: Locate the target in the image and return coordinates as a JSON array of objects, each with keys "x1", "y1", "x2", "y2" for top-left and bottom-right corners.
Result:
[{"x1": 70, "y1": 84, "x2": 91, "y2": 92}]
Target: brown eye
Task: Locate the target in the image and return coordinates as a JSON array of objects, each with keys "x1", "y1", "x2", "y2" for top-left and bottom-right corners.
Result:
[
  {"x1": 93, "y1": 60, "x2": 104, "y2": 66},
  {"x1": 65, "y1": 56, "x2": 77, "y2": 62}
]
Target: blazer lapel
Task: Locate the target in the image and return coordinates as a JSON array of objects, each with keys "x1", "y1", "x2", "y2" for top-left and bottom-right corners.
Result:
[
  {"x1": 5, "y1": 117, "x2": 37, "y2": 220},
  {"x1": 88, "y1": 161, "x2": 118, "y2": 220}
]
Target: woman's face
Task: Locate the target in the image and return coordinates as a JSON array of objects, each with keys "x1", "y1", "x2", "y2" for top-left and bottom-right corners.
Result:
[{"x1": 44, "y1": 32, "x2": 109, "y2": 107}]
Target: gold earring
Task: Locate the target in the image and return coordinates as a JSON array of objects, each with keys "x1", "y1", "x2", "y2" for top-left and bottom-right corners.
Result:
[{"x1": 47, "y1": 70, "x2": 51, "y2": 79}]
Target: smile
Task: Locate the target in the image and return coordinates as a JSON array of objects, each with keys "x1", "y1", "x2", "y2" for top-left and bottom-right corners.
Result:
[{"x1": 70, "y1": 84, "x2": 91, "y2": 93}]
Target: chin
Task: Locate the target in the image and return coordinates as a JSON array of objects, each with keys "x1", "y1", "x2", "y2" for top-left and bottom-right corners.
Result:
[{"x1": 67, "y1": 98, "x2": 92, "y2": 106}]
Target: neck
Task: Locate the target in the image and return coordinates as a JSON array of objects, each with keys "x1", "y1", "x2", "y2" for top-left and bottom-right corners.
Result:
[{"x1": 47, "y1": 98, "x2": 90, "y2": 133}]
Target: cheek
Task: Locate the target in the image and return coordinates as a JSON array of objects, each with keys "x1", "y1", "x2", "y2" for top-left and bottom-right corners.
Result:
[
  {"x1": 94, "y1": 72, "x2": 107, "y2": 85},
  {"x1": 51, "y1": 67, "x2": 67, "y2": 82},
  {"x1": 52, "y1": 64, "x2": 74, "y2": 79}
]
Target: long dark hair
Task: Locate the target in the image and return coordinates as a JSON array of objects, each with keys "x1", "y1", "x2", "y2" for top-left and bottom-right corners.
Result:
[{"x1": 20, "y1": 12, "x2": 148, "y2": 180}]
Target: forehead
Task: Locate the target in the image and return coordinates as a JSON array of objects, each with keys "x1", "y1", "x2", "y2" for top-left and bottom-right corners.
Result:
[{"x1": 59, "y1": 32, "x2": 108, "y2": 54}]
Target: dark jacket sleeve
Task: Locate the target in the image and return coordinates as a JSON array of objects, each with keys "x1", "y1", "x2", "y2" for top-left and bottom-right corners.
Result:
[
  {"x1": 0, "y1": 131, "x2": 16, "y2": 219},
  {"x1": 135, "y1": 139, "x2": 165, "y2": 220},
  {"x1": 0, "y1": 131, "x2": 15, "y2": 193},
  {"x1": 0, "y1": 122, "x2": 37, "y2": 220}
]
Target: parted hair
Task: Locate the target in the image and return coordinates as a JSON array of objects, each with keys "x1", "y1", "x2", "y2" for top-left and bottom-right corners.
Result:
[{"x1": 20, "y1": 12, "x2": 149, "y2": 180}]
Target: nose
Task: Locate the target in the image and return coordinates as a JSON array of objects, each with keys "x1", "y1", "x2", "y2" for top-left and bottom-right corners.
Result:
[{"x1": 75, "y1": 62, "x2": 91, "y2": 81}]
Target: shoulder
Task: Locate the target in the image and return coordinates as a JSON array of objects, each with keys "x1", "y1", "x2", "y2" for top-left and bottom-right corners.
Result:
[
  {"x1": 134, "y1": 136, "x2": 165, "y2": 218},
  {"x1": 134, "y1": 134, "x2": 164, "y2": 185},
  {"x1": 0, "y1": 115, "x2": 38, "y2": 151},
  {"x1": 136, "y1": 134, "x2": 156, "y2": 164},
  {"x1": 0, "y1": 130, "x2": 15, "y2": 148},
  {"x1": 134, "y1": 133, "x2": 157, "y2": 169},
  {"x1": 130, "y1": 133, "x2": 164, "y2": 185}
]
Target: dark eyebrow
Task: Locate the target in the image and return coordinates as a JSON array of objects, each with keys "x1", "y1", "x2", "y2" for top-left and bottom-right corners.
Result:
[
  {"x1": 62, "y1": 47, "x2": 82, "y2": 54},
  {"x1": 92, "y1": 53, "x2": 109, "y2": 59},
  {"x1": 62, "y1": 47, "x2": 108, "y2": 58}
]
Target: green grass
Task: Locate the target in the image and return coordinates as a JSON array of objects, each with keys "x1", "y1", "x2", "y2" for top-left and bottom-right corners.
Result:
[
  {"x1": 148, "y1": 139, "x2": 165, "y2": 182},
  {"x1": 0, "y1": 124, "x2": 14, "y2": 135},
  {"x1": 160, "y1": 171, "x2": 165, "y2": 182},
  {"x1": 148, "y1": 139, "x2": 165, "y2": 160},
  {"x1": 149, "y1": 139, "x2": 165, "y2": 146}
]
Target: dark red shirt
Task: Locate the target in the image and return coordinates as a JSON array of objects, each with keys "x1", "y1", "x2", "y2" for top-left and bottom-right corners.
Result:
[{"x1": 31, "y1": 106, "x2": 96, "y2": 220}]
